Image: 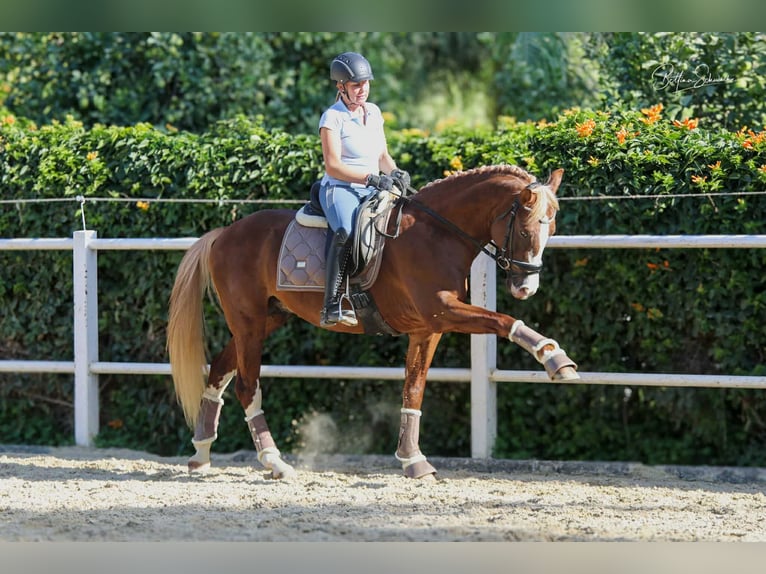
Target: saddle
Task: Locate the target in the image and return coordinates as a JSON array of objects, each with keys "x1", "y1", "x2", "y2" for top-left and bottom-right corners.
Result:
[
  {"x1": 278, "y1": 182, "x2": 394, "y2": 291},
  {"x1": 276, "y1": 182, "x2": 400, "y2": 336}
]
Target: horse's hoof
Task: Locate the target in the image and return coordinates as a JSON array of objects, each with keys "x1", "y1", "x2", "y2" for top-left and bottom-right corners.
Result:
[
  {"x1": 188, "y1": 460, "x2": 211, "y2": 474},
  {"x1": 417, "y1": 472, "x2": 437, "y2": 482},
  {"x1": 269, "y1": 461, "x2": 298, "y2": 480},
  {"x1": 553, "y1": 366, "x2": 580, "y2": 381}
]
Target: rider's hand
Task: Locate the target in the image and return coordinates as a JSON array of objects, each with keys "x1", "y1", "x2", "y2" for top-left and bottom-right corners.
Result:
[
  {"x1": 366, "y1": 173, "x2": 394, "y2": 192},
  {"x1": 390, "y1": 168, "x2": 411, "y2": 191}
]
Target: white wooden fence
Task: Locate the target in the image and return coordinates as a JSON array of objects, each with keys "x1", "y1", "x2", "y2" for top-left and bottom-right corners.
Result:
[{"x1": 2, "y1": 230, "x2": 766, "y2": 457}]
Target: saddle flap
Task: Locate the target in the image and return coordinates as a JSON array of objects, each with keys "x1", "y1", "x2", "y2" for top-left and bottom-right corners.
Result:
[{"x1": 278, "y1": 192, "x2": 396, "y2": 293}]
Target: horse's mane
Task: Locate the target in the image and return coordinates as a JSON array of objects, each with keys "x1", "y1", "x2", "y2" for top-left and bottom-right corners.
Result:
[{"x1": 419, "y1": 164, "x2": 559, "y2": 221}]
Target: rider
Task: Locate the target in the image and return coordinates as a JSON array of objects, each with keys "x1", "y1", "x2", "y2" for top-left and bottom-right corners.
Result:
[{"x1": 318, "y1": 51, "x2": 410, "y2": 328}]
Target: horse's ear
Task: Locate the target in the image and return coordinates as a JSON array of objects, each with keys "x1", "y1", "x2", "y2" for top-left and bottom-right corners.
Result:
[{"x1": 546, "y1": 168, "x2": 564, "y2": 193}]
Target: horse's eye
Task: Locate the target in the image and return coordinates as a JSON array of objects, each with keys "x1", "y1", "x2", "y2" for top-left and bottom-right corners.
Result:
[{"x1": 520, "y1": 230, "x2": 530, "y2": 239}]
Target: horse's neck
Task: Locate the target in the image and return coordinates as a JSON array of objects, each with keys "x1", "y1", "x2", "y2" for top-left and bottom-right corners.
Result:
[{"x1": 418, "y1": 181, "x2": 514, "y2": 238}]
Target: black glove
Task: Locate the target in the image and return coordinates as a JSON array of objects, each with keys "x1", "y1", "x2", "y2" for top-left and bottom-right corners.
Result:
[
  {"x1": 390, "y1": 168, "x2": 411, "y2": 191},
  {"x1": 366, "y1": 173, "x2": 394, "y2": 191}
]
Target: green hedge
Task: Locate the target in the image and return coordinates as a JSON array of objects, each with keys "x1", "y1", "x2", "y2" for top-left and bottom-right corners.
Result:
[{"x1": 2, "y1": 105, "x2": 765, "y2": 465}]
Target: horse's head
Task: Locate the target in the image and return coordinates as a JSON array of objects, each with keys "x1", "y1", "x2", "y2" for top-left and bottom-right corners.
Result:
[{"x1": 491, "y1": 168, "x2": 563, "y2": 300}]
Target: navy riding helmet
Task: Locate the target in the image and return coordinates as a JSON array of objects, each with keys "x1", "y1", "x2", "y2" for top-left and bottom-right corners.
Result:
[{"x1": 330, "y1": 52, "x2": 374, "y2": 83}]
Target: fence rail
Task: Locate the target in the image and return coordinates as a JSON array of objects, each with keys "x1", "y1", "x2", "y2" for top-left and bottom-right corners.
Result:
[{"x1": 2, "y1": 231, "x2": 766, "y2": 456}]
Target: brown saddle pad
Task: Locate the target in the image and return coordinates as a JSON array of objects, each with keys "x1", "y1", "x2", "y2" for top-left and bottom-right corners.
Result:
[{"x1": 276, "y1": 220, "x2": 384, "y2": 292}]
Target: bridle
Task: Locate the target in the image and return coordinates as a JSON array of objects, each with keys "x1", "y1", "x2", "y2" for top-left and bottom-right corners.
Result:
[
  {"x1": 493, "y1": 193, "x2": 543, "y2": 277},
  {"x1": 388, "y1": 180, "x2": 550, "y2": 278}
]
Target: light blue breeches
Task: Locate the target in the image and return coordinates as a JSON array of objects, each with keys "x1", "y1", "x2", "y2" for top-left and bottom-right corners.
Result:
[{"x1": 319, "y1": 183, "x2": 375, "y2": 236}]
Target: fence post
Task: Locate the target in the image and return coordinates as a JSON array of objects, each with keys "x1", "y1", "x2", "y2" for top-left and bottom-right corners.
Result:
[
  {"x1": 470, "y1": 251, "x2": 497, "y2": 458},
  {"x1": 73, "y1": 230, "x2": 99, "y2": 446}
]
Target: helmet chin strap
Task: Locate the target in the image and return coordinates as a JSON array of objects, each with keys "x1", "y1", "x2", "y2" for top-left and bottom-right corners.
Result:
[
  {"x1": 339, "y1": 87, "x2": 357, "y2": 109},
  {"x1": 339, "y1": 86, "x2": 366, "y2": 122}
]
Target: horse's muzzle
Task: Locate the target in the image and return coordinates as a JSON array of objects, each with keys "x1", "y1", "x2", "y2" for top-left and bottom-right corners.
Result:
[{"x1": 507, "y1": 272, "x2": 540, "y2": 300}]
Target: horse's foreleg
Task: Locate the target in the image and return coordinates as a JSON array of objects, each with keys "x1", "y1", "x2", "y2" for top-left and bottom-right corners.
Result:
[
  {"x1": 434, "y1": 298, "x2": 578, "y2": 381},
  {"x1": 188, "y1": 339, "x2": 238, "y2": 473},
  {"x1": 397, "y1": 333, "x2": 441, "y2": 479},
  {"x1": 509, "y1": 320, "x2": 579, "y2": 380},
  {"x1": 396, "y1": 408, "x2": 437, "y2": 479}
]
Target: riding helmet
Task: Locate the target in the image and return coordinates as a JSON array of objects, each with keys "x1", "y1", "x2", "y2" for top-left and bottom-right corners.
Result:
[{"x1": 330, "y1": 52, "x2": 374, "y2": 83}]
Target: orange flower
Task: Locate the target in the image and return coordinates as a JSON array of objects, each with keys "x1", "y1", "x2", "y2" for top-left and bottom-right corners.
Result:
[
  {"x1": 759, "y1": 164, "x2": 766, "y2": 173},
  {"x1": 575, "y1": 118, "x2": 596, "y2": 137},
  {"x1": 673, "y1": 117, "x2": 698, "y2": 130},
  {"x1": 2, "y1": 115, "x2": 15, "y2": 125},
  {"x1": 640, "y1": 103, "x2": 663, "y2": 125},
  {"x1": 86, "y1": 151, "x2": 98, "y2": 161},
  {"x1": 136, "y1": 201, "x2": 150, "y2": 211},
  {"x1": 616, "y1": 126, "x2": 629, "y2": 144},
  {"x1": 587, "y1": 156, "x2": 599, "y2": 167},
  {"x1": 691, "y1": 174, "x2": 707, "y2": 185},
  {"x1": 741, "y1": 129, "x2": 765, "y2": 149},
  {"x1": 107, "y1": 418, "x2": 124, "y2": 429},
  {"x1": 707, "y1": 161, "x2": 721, "y2": 171},
  {"x1": 646, "y1": 262, "x2": 659, "y2": 271},
  {"x1": 449, "y1": 155, "x2": 464, "y2": 171}
]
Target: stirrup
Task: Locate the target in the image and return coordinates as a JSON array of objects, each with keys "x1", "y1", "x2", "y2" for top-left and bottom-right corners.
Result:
[{"x1": 320, "y1": 299, "x2": 358, "y2": 327}]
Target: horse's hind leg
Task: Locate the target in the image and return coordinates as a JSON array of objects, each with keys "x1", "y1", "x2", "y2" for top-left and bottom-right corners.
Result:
[
  {"x1": 396, "y1": 333, "x2": 441, "y2": 480},
  {"x1": 235, "y1": 310, "x2": 296, "y2": 479},
  {"x1": 188, "y1": 338, "x2": 237, "y2": 473}
]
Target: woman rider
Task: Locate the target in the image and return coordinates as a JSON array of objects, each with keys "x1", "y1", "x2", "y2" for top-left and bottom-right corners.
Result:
[{"x1": 318, "y1": 51, "x2": 410, "y2": 327}]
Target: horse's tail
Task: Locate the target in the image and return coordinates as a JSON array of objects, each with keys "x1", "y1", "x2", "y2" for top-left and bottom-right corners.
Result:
[{"x1": 167, "y1": 228, "x2": 225, "y2": 428}]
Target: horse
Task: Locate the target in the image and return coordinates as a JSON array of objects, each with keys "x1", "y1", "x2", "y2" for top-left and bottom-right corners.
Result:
[{"x1": 167, "y1": 164, "x2": 579, "y2": 480}]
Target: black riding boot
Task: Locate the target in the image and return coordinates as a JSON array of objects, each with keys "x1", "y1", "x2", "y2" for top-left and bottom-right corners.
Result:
[{"x1": 320, "y1": 230, "x2": 358, "y2": 327}]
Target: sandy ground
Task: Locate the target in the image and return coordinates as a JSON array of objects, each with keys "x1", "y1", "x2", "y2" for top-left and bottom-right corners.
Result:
[{"x1": 2, "y1": 444, "x2": 766, "y2": 542}]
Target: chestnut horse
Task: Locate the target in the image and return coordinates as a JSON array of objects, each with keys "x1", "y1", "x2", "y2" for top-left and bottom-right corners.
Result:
[{"x1": 167, "y1": 165, "x2": 579, "y2": 480}]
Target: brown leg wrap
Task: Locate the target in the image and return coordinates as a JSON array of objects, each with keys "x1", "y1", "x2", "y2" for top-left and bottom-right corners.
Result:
[
  {"x1": 403, "y1": 458, "x2": 438, "y2": 479},
  {"x1": 193, "y1": 396, "x2": 223, "y2": 442},
  {"x1": 542, "y1": 349, "x2": 579, "y2": 379},
  {"x1": 397, "y1": 410, "x2": 421, "y2": 456},
  {"x1": 246, "y1": 412, "x2": 277, "y2": 454},
  {"x1": 395, "y1": 409, "x2": 437, "y2": 479},
  {"x1": 510, "y1": 320, "x2": 579, "y2": 380}
]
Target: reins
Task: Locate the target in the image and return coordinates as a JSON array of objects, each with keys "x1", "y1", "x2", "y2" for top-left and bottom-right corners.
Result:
[{"x1": 387, "y1": 180, "x2": 545, "y2": 276}]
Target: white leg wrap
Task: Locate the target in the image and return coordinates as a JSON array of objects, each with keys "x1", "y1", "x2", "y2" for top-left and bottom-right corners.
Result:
[
  {"x1": 257, "y1": 445, "x2": 282, "y2": 466},
  {"x1": 202, "y1": 390, "x2": 225, "y2": 403},
  {"x1": 395, "y1": 451, "x2": 428, "y2": 469},
  {"x1": 192, "y1": 435, "x2": 216, "y2": 446},
  {"x1": 188, "y1": 437, "x2": 214, "y2": 473},
  {"x1": 258, "y1": 446, "x2": 297, "y2": 479},
  {"x1": 243, "y1": 409, "x2": 264, "y2": 422}
]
